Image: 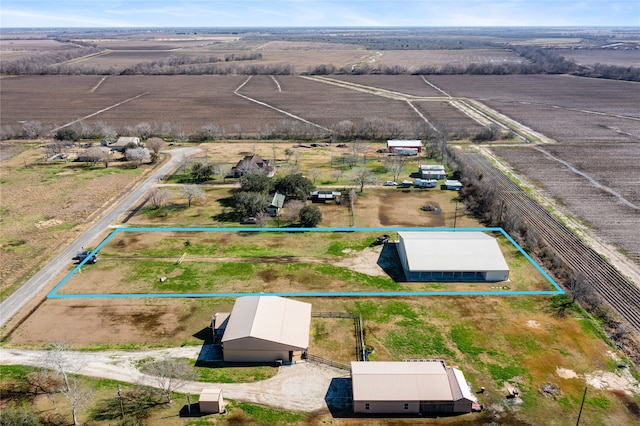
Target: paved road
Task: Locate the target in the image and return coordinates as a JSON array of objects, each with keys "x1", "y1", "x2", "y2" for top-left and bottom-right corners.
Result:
[{"x1": 0, "y1": 148, "x2": 200, "y2": 327}]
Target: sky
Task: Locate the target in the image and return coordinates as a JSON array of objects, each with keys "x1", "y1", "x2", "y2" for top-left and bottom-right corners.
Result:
[{"x1": 1, "y1": 0, "x2": 638, "y2": 28}]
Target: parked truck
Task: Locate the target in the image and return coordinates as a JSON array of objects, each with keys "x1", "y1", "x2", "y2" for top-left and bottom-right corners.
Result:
[
  {"x1": 414, "y1": 178, "x2": 438, "y2": 188},
  {"x1": 393, "y1": 147, "x2": 419, "y2": 156},
  {"x1": 73, "y1": 250, "x2": 98, "y2": 264}
]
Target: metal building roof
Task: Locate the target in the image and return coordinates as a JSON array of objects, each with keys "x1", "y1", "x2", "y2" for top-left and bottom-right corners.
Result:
[
  {"x1": 351, "y1": 361, "x2": 473, "y2": 402},
  {"x1": 399, "y1": 231, "x2": 509, "y2": 272},
  {"x1": 387, "y1": 139, "x2": 422, "y2": 147},
  {"x1": 221, "y1": 296, "x2": 311, "y2": 349}
]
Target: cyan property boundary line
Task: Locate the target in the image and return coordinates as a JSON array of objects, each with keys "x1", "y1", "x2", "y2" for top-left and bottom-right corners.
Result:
[{"x1": 47, "y1": 227, "x2": 563, "y2": 299}]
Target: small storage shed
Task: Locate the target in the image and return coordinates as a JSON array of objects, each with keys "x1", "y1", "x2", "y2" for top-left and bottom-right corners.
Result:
[
  {"x1": 444, "y1": 179, "x2": 462, "y2": 190},
  {"x1": 387, "y1": 139, "x2": 423, "y2": 153},
  {"x1": 268, "y1": 192, "x2": 286, "y2": 217},
  {"x1": 199, "y1": 388, "x2": 224, "y2": 414},
  {"x1": 397, "y1": 231, "x2": 509, "y2": 282},
  {"x1": 351, "y1": 360, "x2": 475, "y2": 415},
  {"x1": 221, "y1": 296, "x2": 311, "y2": 363},
  {"x1": 419, "y1": 164, "x2": 447, "y2": 180}
]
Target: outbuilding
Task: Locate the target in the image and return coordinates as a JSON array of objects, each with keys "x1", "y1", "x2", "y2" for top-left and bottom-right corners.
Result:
[
  {"x1": 386, "y1": 139, "x2": 423, "y2": 153},
  {"x1": 199, "y1": 388, "x2": 224, "y2": 414},
  {"x1": 221, "y1": 296, "x2": 311, "y2": 363},
  {"x1": 396, "y1": 231, "x2": 510, "y2": 282},
  {"x1": 351, "y1": 360, "x2": 476, "y2": 415}
]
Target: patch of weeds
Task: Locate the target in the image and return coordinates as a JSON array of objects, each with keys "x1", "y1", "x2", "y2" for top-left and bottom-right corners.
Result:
[
  {"x1": 313, "y1": 322, "x2": 330, "y2": 342},
  {"x1": 386, "y1": 325, "x2": 454, "y2": 359},
  {"x1": 487, "y1": 363, "x2": 527, "y2": 385},
  {"x1": 193, "y1": 364, "x2": 277, "y2": 383},
  {"x1": 326, "y1": 238, "x2": 374, "y2": 256},
  {"x1": 586, "y1": 394, "x2": 612, "y2": 409},
  {"x1": 505, "y1": 334, "x2": 543, "y2": 353},
  {"x1": 222, "y1": 244, "x2": 293, "y2": 258},
  {"x1": 234, "y1": 401, "x2": 306, "y2": 425},
  {"x1": 313, "y1": 263, "x2": 400, "y2": 290},
  {"x1": 451, "y1": 324, "x2": 485, "y2": 356}
]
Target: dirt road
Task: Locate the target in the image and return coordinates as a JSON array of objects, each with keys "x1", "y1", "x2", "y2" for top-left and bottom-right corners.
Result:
[
  {"x1": 0, "y1": 346, "x2": 343, "y2": 412},
  {"x1": 0, "y1": 147, "x2": 200, "y2": 327}
]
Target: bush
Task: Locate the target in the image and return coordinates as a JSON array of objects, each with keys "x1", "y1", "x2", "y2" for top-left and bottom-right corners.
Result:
[
  {"x1": 0, "y1": 407, "x2": 41, "y2": 426},
  {"x1": 299, "y1": 205, "x2": 322, "y2": 227}
]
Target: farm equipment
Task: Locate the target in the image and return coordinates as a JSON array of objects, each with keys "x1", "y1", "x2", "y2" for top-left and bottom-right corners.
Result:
[
  {"x1": 373, "y1": 234, "x2": 390, "y2": 245},
  {"x1": 73, "y1": 251, "x2": 98, "y2": 264}
]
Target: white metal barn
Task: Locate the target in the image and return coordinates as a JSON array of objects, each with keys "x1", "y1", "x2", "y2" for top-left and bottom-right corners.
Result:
[
  {"x1": 386, "y1": 139, "x2": 423, "y2": 153},
  {"x1": 396, "y1": 231, "x2": 510, "y2": 282},
  {"x1": 221, "y1": 296, "x2": 311, "y2": 363},
  {"x1": 351, "y1": 360, "x2": 476, "y2": 414}
]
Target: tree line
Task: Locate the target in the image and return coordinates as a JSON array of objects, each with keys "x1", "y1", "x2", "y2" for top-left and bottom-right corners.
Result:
[{"x1": 2, "y1": 40, "x2": 638, "y2": 81}]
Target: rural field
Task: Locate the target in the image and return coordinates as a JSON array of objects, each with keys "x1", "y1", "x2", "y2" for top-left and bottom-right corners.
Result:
[{"x1": 2, "y1": 27, "x2": 640, "y2": 425}]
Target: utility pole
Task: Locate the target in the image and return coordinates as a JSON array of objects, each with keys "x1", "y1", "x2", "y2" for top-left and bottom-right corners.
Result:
[
  {"x1": 117, "y1": 384, "x2": 125, "y2": 419},
  {"x1": 453, "y1": 201, "x2": 459, "y2": 228},
  {"x1": 576, "y1": 386, "x2": 587, "y2": 425}
]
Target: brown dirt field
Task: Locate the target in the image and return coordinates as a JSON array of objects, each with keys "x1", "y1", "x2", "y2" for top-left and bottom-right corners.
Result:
[
  {"x1": 239, "y1": 75, "x2": 421, "y2": 128},
  {"x1": 375, "y1": 49, "x2": 525, "y2": 69},
  {"x1": 328, "y1": 74, "x2": 446, "y2": 97},
  {"x1": 0, "y1": 143, "x2": 148, "y2": 292},
  {"x1": 558, "y1": 48, "x2": 640, "y2": 68},
  {"x1": 426, "y1": 75, "x2": 640, "y2": 119},
  {"x1": 492, "y1": 144, "x2": 640, "y2": 263}
]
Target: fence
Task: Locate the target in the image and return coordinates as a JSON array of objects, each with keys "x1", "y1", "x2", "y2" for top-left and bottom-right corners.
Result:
[
  {"x1": 306, "y1": 354, "x2": 350, "y2": 371},
  {"x1": 312, "y1": 311, "x2": 367, "y2": 362}
]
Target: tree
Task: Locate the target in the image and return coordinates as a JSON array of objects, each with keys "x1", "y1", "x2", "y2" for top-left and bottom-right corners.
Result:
[
  {"x1": 182, "y1": 184, "x2": 205, "y2": 207},
  {"x1": 299, "y1": 205, "x2": 322, "y2": 227},
  {"x1": 383, "y1": 155, "x2": 408, "y2": 183},
  {"x1": 125, "y1": 147, "x2": 151, "y2": 167},
  {"x1": 134, "y1": 122, "x2": 152, "y2": 140},
  {"x1": 239, "y1": 172, "x2": 274, "y2": 194},
  {"x1": 233, "y1": 191, "x2": 270, "y2": 218},
  {"x1": 140, "y1": 358, "x2": 199, "y2": 404},
  {"x1": 281, "y1": 199, "x2": 304, "y2": 224},
  {"x1": 349, "y1": 167, "x2": 377, "y2": 193},
  {"x1": 82, "y1": 146, "x2": 110, "y2": 167},
  {"x1": 213, "y1": 162, "x2": 232, "y2": 182},
  {"x1": 308, "y1": 167, "x2": 322, "y2": 184},
  {"x1": 22, "y1": 120, "x2": 44, "y2": 139},
  {"x1": 0, "y1": 407, "x2": 41, "y2": 426},
  {"x1": 275, "y1": 173, "x2": 315, "y2": 201},
  {"x1": 54, "y1": 128, "x2": 79, "y2": 142},
  {"x1": 189, "y1": 159, "x2": 215, "y2": 182},
  {"x1": 41, "y1": 343, "x2": 93, "y2": 426},
  {"x1": 148, "y1": 188, "x2": 169, "y2": 209},
  {"x1": 146, "y1": 138, "x2": 165, "y2": 154}
]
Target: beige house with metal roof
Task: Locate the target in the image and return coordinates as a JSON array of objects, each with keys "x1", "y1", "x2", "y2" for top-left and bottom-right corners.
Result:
[
  {"x1": 351, "y1": 360, "x2": 476, "y2": 414},
  {"x1": 221, "y1": 296, "x2": 311, "y2": 363},
  {"x1": 397, "y1": 231, "x2": 509, "y2": 282}
]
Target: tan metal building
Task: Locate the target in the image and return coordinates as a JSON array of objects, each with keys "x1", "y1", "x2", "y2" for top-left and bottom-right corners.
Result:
[
  {"x1": 199, "y1": 388, "x2": 224, "y2": 414},
  {"x1": 396, "y1": 231, "x2": 510, "y2": 282},
  {"x1": 351, "y1": 360, "x2": 475, "y2": 415},
  {"x1": 221, "y1": 296, "x2": 311, "y2": 363}
]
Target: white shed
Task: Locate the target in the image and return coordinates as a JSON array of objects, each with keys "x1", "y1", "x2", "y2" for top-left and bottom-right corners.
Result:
[{"x1": 199, "y1": 388, "x2": 224, "y2": 414}]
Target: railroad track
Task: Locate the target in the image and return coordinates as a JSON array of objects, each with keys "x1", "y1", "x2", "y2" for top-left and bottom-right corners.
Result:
[{"x1": 461, "y1": 152, "x2": 640, "y2": 334}]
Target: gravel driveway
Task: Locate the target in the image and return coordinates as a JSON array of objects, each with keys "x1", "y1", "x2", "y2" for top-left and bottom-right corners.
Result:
[{"x1": 0, "y1": 346, "x2": 348, "y2": 412}]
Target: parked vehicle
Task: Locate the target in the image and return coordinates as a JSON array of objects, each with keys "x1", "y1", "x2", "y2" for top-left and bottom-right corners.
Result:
[
  {"x1": 73, "y1": 251, "x2": 98, "y2": 264},
  {"x1": 383, "y1": 181, "x2": 397, "y2": 186},
  {"x1": 241, "y1": 217, "x2": 257, "y2": 224},
  {"x1": 394, "y1": 148, "x2": 418, "y2": 156},
  {"x1": 373, "y1": 234, "x2": 390, "y2": 245}
]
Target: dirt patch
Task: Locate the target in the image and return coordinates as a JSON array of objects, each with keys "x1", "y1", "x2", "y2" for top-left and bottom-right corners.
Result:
[{"x1": 556, "y1": 367, "x2": 579, "y2": 379}]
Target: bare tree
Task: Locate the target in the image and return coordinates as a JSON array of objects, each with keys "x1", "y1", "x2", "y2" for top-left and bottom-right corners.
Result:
[
  {"x1": 308, "y1": 167, "x2": 322, "y2": 184},
  {"x1": 22, "y1": 120, "x2": 45, "y2": 139},
  {"x1": 41, "y1": 343, "x2": 93, "y2": 426},
  {"x1": 134, "y1": 122, "x2": 152, "y2": 140},
  {"x1": 140, "y1": 358, "x2": 199, "y2": 404},
  {"x1": 255, "y1": 211, "x2": 270, "y2": 227},
  {"x1": 146, "y1": 138, "x2": 165, "y2": 154},
  {"x1": 281, "y1": 199, "x2": 304, "y2": 224},
  {"x1": 149, "y1": 188, "x2": 170, "y2": 209},
  {"x1": 213, "y1": 162, "x2": 232, "y2": 182},
  {"x1": 331, "y1": 170, "x2": 343, "y2": 183},
  {"x1": 383, "y1": 155, "x2": 408, "y2": 182},
  {"x1": 349, "y1": 167, "x2": 377, "y2": 193},
  {"x1": 201, "y1": 123, "x2": 223, "y2": 140},
  {"x1": 82, "y1": 146, "x2": 110, "y2": 167},
  {"x1": 182, "y1": 184, "x2": 205, "y2": 207}
]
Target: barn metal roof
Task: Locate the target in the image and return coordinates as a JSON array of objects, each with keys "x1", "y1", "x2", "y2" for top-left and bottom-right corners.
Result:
[
  {"x1": 351, "y1": 361, "x2": 473, "y2": 402},
  {"x1": 399, "y1": 231, "x2": 509, "y2": 272},
  {"x1": 387, "y1": 139, "x2": 422, "y2": 147},
  {"x1": 221, "y1": 296, "x2": 311, "y2": 349}
]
